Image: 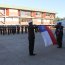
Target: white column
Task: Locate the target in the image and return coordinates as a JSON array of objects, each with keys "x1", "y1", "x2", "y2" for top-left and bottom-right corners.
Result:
[{"x1": 4, "y1": 8, "x2": 6, "y2": 24}]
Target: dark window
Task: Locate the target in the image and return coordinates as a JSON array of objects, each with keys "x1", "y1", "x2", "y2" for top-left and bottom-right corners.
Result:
[
  {"x1": 36, "y1": 12, "x2": 41, "y2": 15},
  {"x1": 46, "y1": 13, "x2": 50, "y2": 16}
]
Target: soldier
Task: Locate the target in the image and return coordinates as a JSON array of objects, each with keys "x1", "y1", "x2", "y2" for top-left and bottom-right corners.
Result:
[
  {"x1": 8, "y1": 26, "x2": 10, "y2": 35},
  {"x1": 28, "y1": 21, "x2": 36, "y2": 56},
  {"x1": 0, "y1": 26, "x2": 2, "y2": 35},
  {"x1": 21, "y1": 26, "x2": 24, "y2": 34},
  {"x1": 17, "y1": 25, "x2": 20, "y2": 34},
  {"x1": 25, "y1": 26, "x2": 27, "y2": 33},
  {"x1": 55, "y1": 22, "x2": 63, "y2": 48},
  {"x1": 12, "y1": 26, "x2": 16, "y2": 35}
]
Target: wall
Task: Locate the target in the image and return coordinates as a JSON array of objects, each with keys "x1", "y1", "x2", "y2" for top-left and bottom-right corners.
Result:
[{"x1": 0, "y1": 8, "x2": 55, "y2": 25}]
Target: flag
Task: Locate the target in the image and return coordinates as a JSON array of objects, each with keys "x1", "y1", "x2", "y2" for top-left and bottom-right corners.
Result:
[
  {"x1": 45, "y1": 26, "x2": 57, "y2": 45},
  {"x1": 38, "y1": 25, "x2": 57, "y2": 47}
]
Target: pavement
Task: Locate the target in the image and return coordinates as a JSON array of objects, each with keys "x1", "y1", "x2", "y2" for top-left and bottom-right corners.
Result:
[{"x1": 0, "y1": 30, "x2": 65, "y2": 65}]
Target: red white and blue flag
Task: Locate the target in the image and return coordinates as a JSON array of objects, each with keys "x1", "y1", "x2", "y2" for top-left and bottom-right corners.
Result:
[{"x1": 38, "y1": 25, "x2": 57, "y2": 47}]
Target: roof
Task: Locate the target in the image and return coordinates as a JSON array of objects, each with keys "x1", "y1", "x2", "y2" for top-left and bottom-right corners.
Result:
[{"x1": 0, "y1": 4, "x2": 56, "y2": 14}]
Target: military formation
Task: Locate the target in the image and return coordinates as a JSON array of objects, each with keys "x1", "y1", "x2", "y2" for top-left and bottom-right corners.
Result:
[{"x1": 0, "y1": 25, "x2": 38, "y2": 35}]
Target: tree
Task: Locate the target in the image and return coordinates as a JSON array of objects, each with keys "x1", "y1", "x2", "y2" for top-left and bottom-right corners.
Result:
[{"x1": 54, "y1": 17, "x2": 61, "y2": 21}]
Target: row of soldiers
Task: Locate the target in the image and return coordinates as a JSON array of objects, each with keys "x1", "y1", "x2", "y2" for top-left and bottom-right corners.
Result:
[{"x1": 0, "y1": 25, "x2": 38, "y2": 35}]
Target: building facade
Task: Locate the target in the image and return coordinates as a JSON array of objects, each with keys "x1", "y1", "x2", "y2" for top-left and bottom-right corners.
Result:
[{"x1": 0, "y1": 5, "x2": 56, "y2": 26}]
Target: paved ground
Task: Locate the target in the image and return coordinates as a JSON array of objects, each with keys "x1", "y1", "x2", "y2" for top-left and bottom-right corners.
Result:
[{"x1": 0, "y1": 30, "x2": 65, "y2": 65}]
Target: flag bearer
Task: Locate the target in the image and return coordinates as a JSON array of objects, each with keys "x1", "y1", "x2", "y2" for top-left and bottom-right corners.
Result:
[
  {"x1": 28, "y1": 21, "x2": 36, "y2": 56},
  {"x1": 55, "y1": 22, "x2": 63, "y2": 48}
]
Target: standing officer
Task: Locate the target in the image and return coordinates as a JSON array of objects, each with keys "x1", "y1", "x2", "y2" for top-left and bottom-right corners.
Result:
[
  {"x1": 28, "y1": 20, "x2": 36, "y2": 56},
  {"x1": 55, "y1": 22, "x2": 63, "y2": 48}
]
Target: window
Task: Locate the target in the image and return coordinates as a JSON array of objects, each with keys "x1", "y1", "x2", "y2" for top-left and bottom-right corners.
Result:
[
  {"x1": 9, "y1": 9, "x2": 18, "y2": 16},
  {"x1": 36, "y1": 12, "x2": 41, "y2": 15},
  {"x1": 5, "y1": 18, "x2": 13, "y2": 22},
  {"x1": 0, "y1": 9, "x2": 5, "y2": 16},
  {"x1": 46, "y1": 13, "x2": 50, "y2": 16},
  {"x1": 43, "y1": 19, "x2": 50, "y2": 25},
  {"x1": 0, "y1": 18, "x2": 4, "y2": 22},
  {"x1": 21, "y1": 11, "x2": 31, "y2": 16}
]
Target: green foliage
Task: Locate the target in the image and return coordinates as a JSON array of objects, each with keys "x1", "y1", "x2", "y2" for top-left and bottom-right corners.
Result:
[{"x1": 54, "y1": 17, "x2": 61, "y2": 22}]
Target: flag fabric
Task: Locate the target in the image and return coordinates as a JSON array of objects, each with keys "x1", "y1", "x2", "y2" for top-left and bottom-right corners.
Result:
[
  {"x1": 38, "y1": 25, "x2": 57, "y2": 47},
  {"x1": 45, "y1": 26, "x2": 57, "y2": 45},
  {"x1": 38, "y1": 25, "x2": 52, "y2": 47}
]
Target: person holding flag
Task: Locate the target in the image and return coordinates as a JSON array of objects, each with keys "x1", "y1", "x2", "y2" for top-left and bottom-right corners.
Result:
[
  {"x1": 55, "y1": 22, "x2": 63, "y2": 48},
  {"x1": 28, "y1": 20, "x2": 36, "y2": 56}
]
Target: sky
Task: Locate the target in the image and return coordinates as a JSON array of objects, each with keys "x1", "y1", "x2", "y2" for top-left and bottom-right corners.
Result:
[{"x1": 0, "y1": 0, "x2": 65, "y2": 18}]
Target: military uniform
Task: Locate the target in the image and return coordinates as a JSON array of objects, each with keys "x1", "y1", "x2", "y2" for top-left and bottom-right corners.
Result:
[
  {"x1": 55, "y1": 22, "x2": 63, "y2": 48},
  {"x1": 28, "y1": 22, "x2": 36, "y2": 56}
]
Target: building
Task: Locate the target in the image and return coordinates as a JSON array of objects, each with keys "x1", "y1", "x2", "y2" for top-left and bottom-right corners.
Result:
[{"x1": 0, "y1": 5, "x2": 56, "y2": 26}]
